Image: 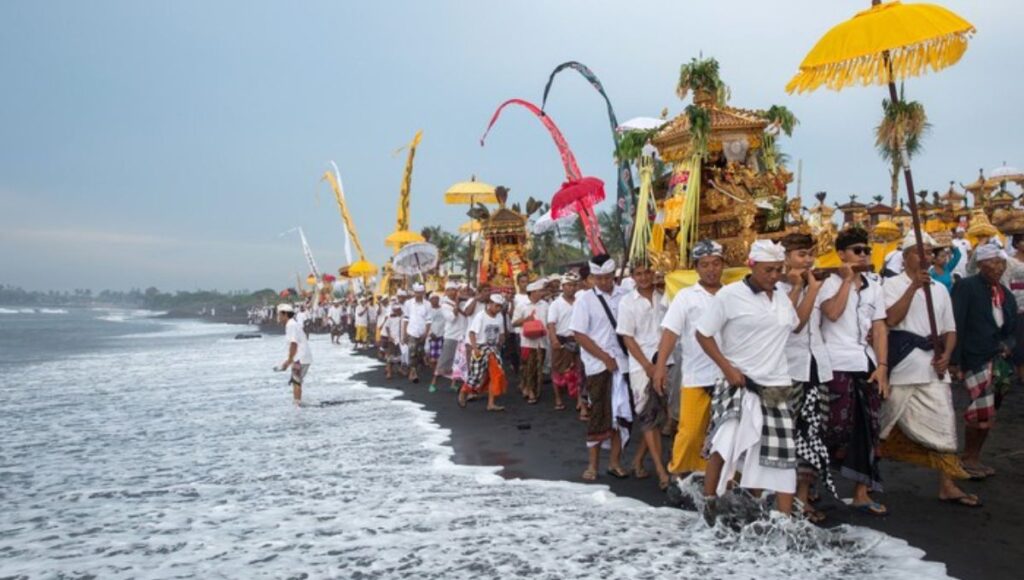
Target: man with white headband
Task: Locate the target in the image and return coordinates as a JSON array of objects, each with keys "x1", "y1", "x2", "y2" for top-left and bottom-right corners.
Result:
[
  {"x1": 655, "y1": 239, "x2": 725, "y2": 483},
  {"x1": 952, "y1": 240, "x2": 1016, "y2": 480},
  {"x1": 402, "y1": 283, "x2": 432, "y2": 383},
  {"x1": 881, "y1": 229, "x2": 980, "y2": 507},
  {"x1": 617, "y1": 257, "x2": 667, "y2": 489},
  {"x1": 695, "y1": 239, "x2": 799, "y2": 522},
  {"x1": 819, "y1": 227, "x2": 889, "y2": 516},
  {"x1": 571, "y1": 254, "x2": 630, "y2": 482},
  {"x1": 513, "y1": 279, "x2": 550, "y2": 405},
  {"x1": 548, "y1": 272, "x2": 584, "y2": 418}
]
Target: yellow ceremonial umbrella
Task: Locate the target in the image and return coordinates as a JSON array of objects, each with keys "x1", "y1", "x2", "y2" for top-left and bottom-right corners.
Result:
[
  {"x1": 458, "y1": 219, "x2": 482, "y2": 234},
  {"x1": 444, "y1": 177, "x2": 498, "y2": 206},
  {"x1": 786, "y1": 0, "x2": 975, "y2": 344},
  {"x1": 347, "y1": 259, "x2": 378, "y2": 277},
  {"x1": 385, "y1": 229, "x2": 425, "y2": 250}
]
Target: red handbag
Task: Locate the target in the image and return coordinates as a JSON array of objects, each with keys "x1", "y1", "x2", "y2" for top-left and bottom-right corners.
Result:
[{"x1": 522, "y1": 318, "x2": 546, "y2": 340}]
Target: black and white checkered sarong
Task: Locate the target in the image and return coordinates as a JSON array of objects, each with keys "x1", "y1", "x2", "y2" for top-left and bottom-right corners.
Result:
[{"x1": 705, "y1": 377, "x2": 797, "y2": 469}]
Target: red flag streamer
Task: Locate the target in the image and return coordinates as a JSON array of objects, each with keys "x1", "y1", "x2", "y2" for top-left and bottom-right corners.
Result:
[{"x1": 480, "y1": 98, "x2": 581, "y2": 182}]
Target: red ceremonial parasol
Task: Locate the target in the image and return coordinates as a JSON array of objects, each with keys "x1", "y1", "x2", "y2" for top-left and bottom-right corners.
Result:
[
  {"x1": 480, "y1": 98, "x2": 607, "y2": 255},
  {"x1": 551, "y1": 176, "x2": 607, "y2": 255}
]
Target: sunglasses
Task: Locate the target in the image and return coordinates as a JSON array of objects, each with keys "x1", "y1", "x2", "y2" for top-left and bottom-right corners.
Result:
[{"x1": 845, "y1": 245, "x2": 872, "y2": 256}]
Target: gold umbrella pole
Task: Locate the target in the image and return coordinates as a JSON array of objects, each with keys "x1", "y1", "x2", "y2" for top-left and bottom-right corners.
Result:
[{"x1": 882, "y1": 49, "x2": 940, "y2": 348}]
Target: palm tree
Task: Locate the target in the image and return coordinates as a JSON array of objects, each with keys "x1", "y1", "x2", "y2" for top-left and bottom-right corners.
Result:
[
  {"x1": 598, "y1": 210, "x2": 625, "y2": 260},
  {"x1": 875, "y1": 87, "x2": 930, "y2": 207},
  {"x1": 759, "y1": 105, "x2": 799, "y2": 172}
]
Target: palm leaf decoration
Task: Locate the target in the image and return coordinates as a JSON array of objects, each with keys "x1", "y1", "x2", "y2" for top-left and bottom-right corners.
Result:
[
  {"x1": 875, "y1": 86, "x2": 930, "y2": 206},
  {"x1": 676, "y1": 56, "x2": 730, "y2": 105},
  {"x1": 685, "y1": 104, "x2": 712, "y2": 159},
  {"x1": 759, "y1": 105, "x2": 799, "y2": 172},
  {"x1": 614, "y1": 128, "x2": 659, "y2": 164}
]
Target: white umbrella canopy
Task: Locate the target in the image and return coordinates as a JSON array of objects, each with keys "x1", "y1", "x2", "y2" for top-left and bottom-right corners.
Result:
[
  {"x1": 989, "y1": 162, "x2": 1024, "y2": 182},
  {"x1": 616, "y1": 116, "x2": 667, "y2": 133},
  {"x1": 392, "y1": 242, "x2": 440, "y2": 276},
  {"x1": 532, "y1": 209, "x2": 578, "y2": 235}
]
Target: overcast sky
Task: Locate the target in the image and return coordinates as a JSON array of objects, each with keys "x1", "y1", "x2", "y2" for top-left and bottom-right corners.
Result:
[{"x1": 1, "y1": 0, "x2": 1021, "y2": 291}]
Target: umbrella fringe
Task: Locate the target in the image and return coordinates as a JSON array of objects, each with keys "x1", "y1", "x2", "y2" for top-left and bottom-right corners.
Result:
[{"x1": 785, "y1": 31, "x2": 971, "y2": 94}]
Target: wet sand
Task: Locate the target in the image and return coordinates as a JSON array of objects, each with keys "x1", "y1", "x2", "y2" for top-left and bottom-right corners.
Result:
[{"x1": 351, "y1": 355, "x2": 1023, "y2": 580}]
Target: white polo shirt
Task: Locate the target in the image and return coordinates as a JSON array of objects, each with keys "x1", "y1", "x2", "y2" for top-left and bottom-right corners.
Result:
[
  {"x1": 695, "y1": 278, "x2": 797, "y2": 387},
  {"x1": 570, "y1": 285, "x2": 629, "y2": 376},
  {"x1": 883, "y1": 273, "x2": 957, "y2": 385},
  {"x1": 661, "y1": 283, "x2": 724, "y2": 387},
  {"x1": 516, "y1": 299, "x2": 550, "y2": 349},
  {"x1": 511, "y1": 293, "x2": 530, "y2": 336},
  {"x1": 285, "y1": 318, "x2": 313, "y2": 364},
  {"x1": 403, "y1": 299, "x2": 432, "y2": 338},
  {"x1": 616, "y1": 289, "x2": 666, "y2": 373},
  {"x1": 547, "y1": 294, "x2": 575, "y2": 336},
  {"x1": 778, "y1": 281, "x2": 834, "y2": 384},
  {"x1": 818, "y1": 273, "x2": 887, "y2": 372},
  {"x1": 441, "y1": 297, "x2": 467, "y2": 341}
]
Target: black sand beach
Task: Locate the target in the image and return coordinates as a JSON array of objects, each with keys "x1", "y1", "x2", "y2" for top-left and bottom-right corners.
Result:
[{"x1": 350, "y1": 355, "x2": 1023, "y2": 580}]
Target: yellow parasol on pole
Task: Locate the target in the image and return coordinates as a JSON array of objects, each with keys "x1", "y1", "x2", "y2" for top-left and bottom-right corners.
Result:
[
  {"x1": 786, "y1": 0, "x2": 975, "y2": 347},
  {"x1": 385, "y1": 229, "x2": 425, "y2": 250},
  {"x1": 458, "y1": 219, "x2": 482, "y2": 234},
  {"x1": 444, "y1": 177, "x2": 498, "y2": 205},
  {"x1": 347, "y1": 259, "x2": 378, "y2": 277}
]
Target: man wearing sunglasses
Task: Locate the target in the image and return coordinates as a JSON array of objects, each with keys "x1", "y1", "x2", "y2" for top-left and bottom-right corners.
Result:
[{"x1": 819, "y1": 227, "x2": 890, "y2": 516}]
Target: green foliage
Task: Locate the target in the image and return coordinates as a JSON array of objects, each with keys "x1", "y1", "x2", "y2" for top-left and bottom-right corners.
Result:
[
  {"x1": 762, "y1": 105, "x2": 799, "y2": 136},
  {"x1": 685, "y1": 105, "x2": 712, "y2": 158},
  {"x1": 676, "y1": 56, "x2": 730, "y2": 105},
  {"x1": 875, "y1": 86, "x2": 930, "y2": 205},
  {"x1": 614, "y1": 129, "x2": 659, "y2": 164}
]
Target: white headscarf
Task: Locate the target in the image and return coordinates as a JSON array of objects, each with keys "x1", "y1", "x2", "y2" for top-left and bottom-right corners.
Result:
[
  {"x1": 748, "y1": 239, "x2": 785, "y2": 263},
  {"x1": 976, "y1": 242, "x2": 1008, "y2": 262},
  {"x1": 900, "y1": 230, "x2": 936, "y2": 250},
  {"x1": 588, "y1": 257, "x2": 617, "y2": 275}
]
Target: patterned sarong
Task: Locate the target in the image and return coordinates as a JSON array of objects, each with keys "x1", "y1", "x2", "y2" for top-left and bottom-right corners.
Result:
[
  {"x1": 464, "y1": 345, "x2": 506, "y2": 396},
  {"x1": 792, "y1": 382, "x2": 837, "y2": 497},
  {"x1": 705, "y1": 378, "x2": 797, "y2": 469},
  {"x1": 826, "y1": 371, "x2": 883, "y2": 491},
  {"x1": 519, "y1": 347, "x2": 545, "y2": 400},
  {"x1": 428, "y1": 335, "x2": 444, "y2": 361},
  {"x1": 964, "y1": 362, "x2": 997, "y2": 429},
  {"x1": 551, "y1": 337, "x2": 582, "y2": 397}
]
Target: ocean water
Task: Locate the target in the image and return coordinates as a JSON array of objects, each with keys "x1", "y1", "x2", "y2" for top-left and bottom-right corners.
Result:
[{"x1": 0, "y1": 308, "x2": 952, "y2": 579}]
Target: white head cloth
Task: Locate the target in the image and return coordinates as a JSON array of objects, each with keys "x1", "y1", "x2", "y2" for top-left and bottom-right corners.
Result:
[
  {"x1": 490, "y1": 293, "x2": 507, "y2": 306},
  {"x1": 588, "y1": 258, "x2": 617, "y2": 276},
  {"x1": 444, "y1": 281, "x2": 459, "y2": 290},
  {"x1": 901, "y1": 230, "x2": 936, "y2": 250},
  {"x1": 412, "y1": 283, "x2": 425, "y2": 293},
  {"x1": 526, "y1": 280, "x2": 546, "y2": 292},
  {"x1": 748, "y1": 239, "x2": 785, "y2": 263},
  {"x1": 976, "y1": 242, "x2": 1008, "y2": 262}
]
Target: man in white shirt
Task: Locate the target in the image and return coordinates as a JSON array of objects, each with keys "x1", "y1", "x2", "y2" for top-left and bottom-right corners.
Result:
[
  {"x1": 882, "y1": 232, "x2": 981, "y2": 507},
  {"x1": 402, "y1": 283, "x2": 432, "y2": 383},
  {"x1": 548, "y1": 272, "x2": 583, "y2": 418},
  {"x1": 275, "y1": 303, "x2": 313, "y2": 406},
  {"x1": 951, "y1": 226, "x2": 972, "y2": 280},
  {"x1": 460, "y1": 294, "x2": 508, "y2": 411},
  {"x1": 430, "y1": 282, "x2": 466, "y2": 393},
  {"x1": 354, "y1": 298, "x2": 369, "y2": 349},
  {"x1": 328, "y1": 301, "x2": 343, "y2": 344},
  {"x1": 778, "y1": 233, "x2": 833, "y2": 522},
  {"x1": 571, "y1": 255, "x2": 630, "y2": 482},
  {"x1": 617, "y1": 261, "x2": 667, "y2": 489},
  {"x1": 509, "y1": 272, "x2": 531, "y2": 375},
  {"x1": 513, "y1": 280, "x2": 550, "y2": 405},
  {"x1": 654, "y1": 240, "x2": 725, "y2": 479},
  {"x1": 819, "y1": 227, "x2": 890, "y2": 516},
  {"x1": 696, "y1": 240, "x2": 799, "y2": 520},
  {"x1": 426, "y1": 293, "x2": 446, "y2": 377}
]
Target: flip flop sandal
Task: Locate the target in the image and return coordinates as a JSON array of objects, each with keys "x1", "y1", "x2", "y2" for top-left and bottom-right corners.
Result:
[
  {"x1": 487, "y1": 406, "x2": 506, "y2": 412},
  {"x1": 554, "y1": 404, "x2": 566, "y2": 411},
  {"x1": 581, "y1": 468, "x2": 598, "y2": 481},
  {"x1": 962, "y1": 465, "x2": 990, "y2": 480},
  {"x1": 633, "y1": 468, "x2": 651, "y2": 480},
  {"x1": 606, "y1": 467, "x2": 629, "y2": 479},
  {"x1": 941, "y1": 494, "x2": 984, "y2": 508},
  {"x1": 851, "y1": 501, "x2": 888, "y2": 516},
  {"x1": 658, "y1": 477, "x2": 671, "y2": 492}
]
